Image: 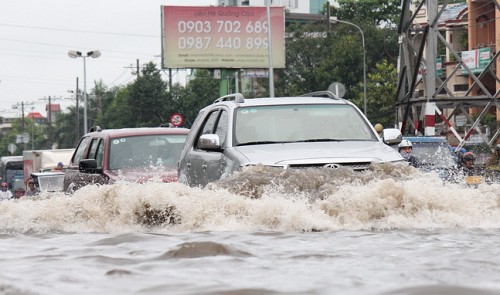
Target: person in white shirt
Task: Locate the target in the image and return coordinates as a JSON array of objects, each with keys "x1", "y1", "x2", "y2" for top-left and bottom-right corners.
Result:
[{"x1": 0, "y1": 182, "x2": 13, "y2": 200}]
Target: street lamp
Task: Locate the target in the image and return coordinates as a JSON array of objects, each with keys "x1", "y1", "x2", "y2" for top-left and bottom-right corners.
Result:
[
  {"x1": 68, "y1": 50, "x2": 101, "y2": 134},
  {"x1": 329, "y1": 17, "x2": 367, "y2": 116}
]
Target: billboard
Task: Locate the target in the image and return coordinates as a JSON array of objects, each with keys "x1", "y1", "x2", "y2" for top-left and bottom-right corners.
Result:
[
  {"x1": 161, "y1": 6, "x2": 285, "y2": 69},
  {"x1": 461, "y1": 48, "x2": 491, "y2": 75}
]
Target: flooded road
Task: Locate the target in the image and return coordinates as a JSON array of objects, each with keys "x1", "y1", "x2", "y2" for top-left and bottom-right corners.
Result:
[{"x1": 0, "y1": 165, "x2": 499, "y2": 294}]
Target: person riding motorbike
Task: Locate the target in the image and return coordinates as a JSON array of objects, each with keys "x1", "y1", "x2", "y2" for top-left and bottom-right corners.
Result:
[
  {"x1": 460, "y1": 151, "x2": 478, "y2": 176},
  {"x1": 398, "y1": 140, "x2": 421, "y2": 168},
  {"x1": 0, "y1": 182, "x2": 13, "y2": 200}
]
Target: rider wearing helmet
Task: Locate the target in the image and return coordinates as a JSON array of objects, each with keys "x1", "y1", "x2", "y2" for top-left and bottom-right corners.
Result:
[
  {"x1": 398, "y1": 139, "x2": 421, "y2": 168},
  {"x1": 460, "y1": 151, "x2": 477, "y2": 176},
  {"x1": 0, "y1": 182, "x2": 13, "y2": 201}
]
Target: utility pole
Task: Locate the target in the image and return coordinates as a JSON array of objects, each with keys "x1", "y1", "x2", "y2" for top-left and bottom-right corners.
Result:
[
  {"x1": 75, "y1": 77, "x2": 80, "y2": 144},
  {"x1": 12, "y1": 101, "x2": 34, "y2": 152},
  {"x1": 136, "y1": 59, "x2": 140, "y2": 78},
  {"x1": 48, "y1": 96, "x2": 52, "y2": 148},
  {"x1": 169, "y1": 68, "x2": 172, "y2": 90},
  {"x1": 39, "y1": 96, "x2": 67, "y2": 149},
  {"x1": 125, "y1": 59, "x2": 141, "y2": 80}
]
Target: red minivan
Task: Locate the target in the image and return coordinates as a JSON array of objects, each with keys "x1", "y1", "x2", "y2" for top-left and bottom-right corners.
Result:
[{"x1": 63, "y1": 126, "x2": 190, "y2": 193}]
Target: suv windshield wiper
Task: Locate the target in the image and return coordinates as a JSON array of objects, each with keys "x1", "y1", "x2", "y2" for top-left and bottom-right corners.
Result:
[
  {"x1": 237, "y1": 138, "x2": 346, "y2": 146},
  {"x1": 297, "y1": 138, "x2": 345, "y2": 142},
  {"x1": 237, "y1": 141, "x2": 289, "y2": 146}
]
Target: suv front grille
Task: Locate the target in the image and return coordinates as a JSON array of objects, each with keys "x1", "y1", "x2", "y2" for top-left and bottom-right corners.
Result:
[{"x1": 287, "y1": 162, "x2": 372, "y2": 171}]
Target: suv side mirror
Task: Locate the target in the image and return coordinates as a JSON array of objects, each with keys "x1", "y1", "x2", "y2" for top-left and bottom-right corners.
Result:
[
  {"x1": 79, "y1": 159, "x2": 102, "y2": 174},
  {"x1": 382, "y1": 128, "x2": 403, "y2": 145},
  {"x1": 198, "y1": 134, "x2": 221, "y2": 151}
]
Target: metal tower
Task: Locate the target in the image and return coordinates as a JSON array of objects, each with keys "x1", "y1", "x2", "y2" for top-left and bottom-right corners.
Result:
[{"x1": 396, "y1": 0, "x2": 500, "y2": 150}]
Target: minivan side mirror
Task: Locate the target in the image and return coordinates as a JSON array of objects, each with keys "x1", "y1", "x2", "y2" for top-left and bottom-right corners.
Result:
[
  {"x1": 79, "y1": 159, "x2": 102, "y2": 174},
  {"x1": 198, "y1": 134, "x2": 222, "y2": 151}
]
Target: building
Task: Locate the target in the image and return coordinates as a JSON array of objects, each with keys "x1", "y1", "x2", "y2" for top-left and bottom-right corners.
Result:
[
  {"x1": 26, "y1": 112, "x2": 46, "y2": 125},
  {"x1": 45, "y1": 103, "x2": 61, "y2": 126},
  {"x1": 218, "y1": 0, "x2": 328, "y2": 14}
]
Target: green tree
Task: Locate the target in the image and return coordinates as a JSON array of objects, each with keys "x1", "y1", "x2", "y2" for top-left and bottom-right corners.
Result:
[
  {"x1": 0, "y1": 118, "x2": 47, "y2": 155},
  {"x1": 351, "y1": 59, "x2": 398, "y2": 127},
  {"x1": 54, "y1": 106, "x2": 82, "y2": 148},
  {"x1": 173, "y1": 69, "x2": 220, "y2": 127},
  {"x1": 89, "y1": 80, "x2": 116, "y2": 126},
  {"x1": 101, "y1": 86, "x2": 134, "y2": 129},
  {"x1": 335, "y1": 0, "x2": 402, "y2": 27},
  {"x1": 126, "y1": 62, "x2": 170, "y2": 127}
]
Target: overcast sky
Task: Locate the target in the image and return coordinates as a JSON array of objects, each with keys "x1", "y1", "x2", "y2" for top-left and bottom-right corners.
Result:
[{"x1": 0, "y1": 0, "x2": 217, "y2": 117}]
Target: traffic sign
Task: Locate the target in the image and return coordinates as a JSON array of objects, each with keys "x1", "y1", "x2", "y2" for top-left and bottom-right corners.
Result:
[
  {"x1": 169, "y1": 113, "x2": 184, "y2": 127},
  {"x1": 328, "y1": 82, "x2": 346, "y2": 98}
]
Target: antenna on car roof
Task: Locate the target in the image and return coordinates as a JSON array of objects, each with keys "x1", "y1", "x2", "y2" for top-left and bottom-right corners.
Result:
[
  {"x1": 214, "y1": 93, "x2": 245, "y2": 104},
  {"x1": 299, "y1": 91, "x2": 339, "y2": 99}
]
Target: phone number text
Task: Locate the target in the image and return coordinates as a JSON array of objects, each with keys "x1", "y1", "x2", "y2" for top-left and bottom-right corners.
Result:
[{"x1": 178, "y1": 37, "x2": 269, "y2": 50}]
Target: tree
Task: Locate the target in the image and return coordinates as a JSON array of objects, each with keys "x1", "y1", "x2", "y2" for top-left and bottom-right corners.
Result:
[
  {"x1": 335, "y1": 0, "x2": 402, "y2": 27},
  {"x1": 0, "y1": 118, "x2": 47, "y2": 155},
  {"x1": 173, "y1": 69, "x2": 220, "y2": 127},
  {"x1": 126, "y1": 62, "x2": 170, "y2": 127},
  {"x1": 54, "y1": 106, "x2": 82, "y2": 148},
  {"x1": 101, "y1": 86, "x2": 134, "y2": 129},
  {"x1": 351, "y1": 59, "x2": 398, "y2": 127}
]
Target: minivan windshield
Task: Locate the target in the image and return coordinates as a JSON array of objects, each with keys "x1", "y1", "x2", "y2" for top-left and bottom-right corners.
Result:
[
  {"x1": 109, "y1": 134, "x2": 187, "y2": 170},
  {"x1": 233, "y1": 104, "x2": 376, "y2": 146}
]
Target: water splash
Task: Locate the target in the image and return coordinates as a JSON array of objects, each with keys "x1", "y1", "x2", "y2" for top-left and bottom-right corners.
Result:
[{"x1": 0, "y1": 164, "x2": 498, "y2": 234}]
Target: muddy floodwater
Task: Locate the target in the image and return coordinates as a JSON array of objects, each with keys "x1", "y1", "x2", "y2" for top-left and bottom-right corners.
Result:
[{"x1": 0, "y1": 165, "x2": 499, "y2": 295}]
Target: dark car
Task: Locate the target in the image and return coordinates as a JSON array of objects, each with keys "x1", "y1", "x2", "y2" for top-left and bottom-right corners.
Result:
[{"x1": 63, "y1": 126, "x2": 189, "y2": 193}]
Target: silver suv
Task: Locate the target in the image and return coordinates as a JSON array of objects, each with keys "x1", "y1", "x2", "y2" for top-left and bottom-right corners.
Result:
[{"x1": 178, "y1": 92, "x2": 404, "y2": 187}]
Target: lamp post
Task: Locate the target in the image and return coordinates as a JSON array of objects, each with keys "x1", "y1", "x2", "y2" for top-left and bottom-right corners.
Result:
[
  {"x1": 329, "y1": 17, "x2": 367, "y2": 115},
  {"x1": 68, "y1": 50, "x2": 101, "y2": 134}
]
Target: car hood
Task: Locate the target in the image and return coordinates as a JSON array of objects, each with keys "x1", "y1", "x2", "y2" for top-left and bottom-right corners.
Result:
[
  {"x1": 231, "y1": 141, "x2": 403, "y2": 166},
  {"x1": 108, "y1": 167, "x2": 178, "y2": 183}
]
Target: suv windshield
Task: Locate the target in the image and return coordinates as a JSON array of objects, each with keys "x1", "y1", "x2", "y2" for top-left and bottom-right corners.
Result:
[
  {"x1": 233, "y1": 104, "x2": 376, "y2": 146},
  {"x1": 109, "y1": 134, "x2": 187, "y2": 170}
]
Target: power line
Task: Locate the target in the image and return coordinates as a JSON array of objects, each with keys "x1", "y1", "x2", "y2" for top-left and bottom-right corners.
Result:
[
  {"x1": 0, "y1": 23, "x2": 158, "y2": 38},
  {"x1": 0, "y1": 37, "x2": 158, "y2": 57}
]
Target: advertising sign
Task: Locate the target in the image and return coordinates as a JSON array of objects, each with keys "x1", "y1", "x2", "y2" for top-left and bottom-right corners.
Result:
[
  {"x1": 435, "y1": 57, "x2": 442, "y2": 77},
  {"x1": 461, "y1": 48, "x2": 491, "y2": 75},
  {"x1": 161, "y1": 6, "x2": 285, "y2": 69}
]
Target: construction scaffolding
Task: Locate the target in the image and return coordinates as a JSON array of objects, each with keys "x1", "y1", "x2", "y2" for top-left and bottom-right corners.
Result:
[{"x1": 396, "y1": 0, "x2": 500, "y2": 152}]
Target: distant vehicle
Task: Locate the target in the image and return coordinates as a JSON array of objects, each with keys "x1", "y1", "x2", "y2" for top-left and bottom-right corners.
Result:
[
  {"x1": 23, "y1": 148, "x2": 75, "y2": 184},
  {"x1": 30, "y1": 172, "x2": 65, "y2": 193},
  {"x1": 178, "y1": 92, "x2": 405, "y2": 188},
  {"x1": 63, "y1": 126, "x2": 190, "y2": 193},
  {"x1": 402, "y1": 136, "x2": 459, "y2": 180},
  {"x1": 0, "y1": 156, "x2": 24, "y2": 197}
]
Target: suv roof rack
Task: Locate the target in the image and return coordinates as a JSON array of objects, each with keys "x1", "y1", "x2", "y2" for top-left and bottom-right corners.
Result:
[
  {"x1": 300, "y1": 91, "x2": 339, "y2": 99},
  {"x1": 214, "y1": 93, "x2": 245, "y2": 104}
]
